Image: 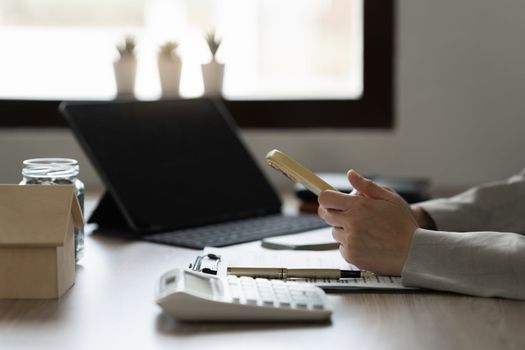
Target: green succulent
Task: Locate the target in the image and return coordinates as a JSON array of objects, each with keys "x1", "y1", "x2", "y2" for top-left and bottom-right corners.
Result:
[
  {"x1": 117, "y1": 36, "x2": 136, "y2": 58},
  {"x1": 159, "y1": 41, "x2": 180, "y2": 58},
  {"x1": 205, "y1": 31, "x2": 221, "y2": 57}
]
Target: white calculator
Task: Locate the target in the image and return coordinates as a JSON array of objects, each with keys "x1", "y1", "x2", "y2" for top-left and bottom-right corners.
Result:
[{"x1": 155, "y1": 269, "x2": 332, "y2": 321}]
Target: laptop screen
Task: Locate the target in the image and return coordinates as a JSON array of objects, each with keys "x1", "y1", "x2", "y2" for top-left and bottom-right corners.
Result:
[{"x1": 62, "y1": 99, "x2": 282, "y2": 232}]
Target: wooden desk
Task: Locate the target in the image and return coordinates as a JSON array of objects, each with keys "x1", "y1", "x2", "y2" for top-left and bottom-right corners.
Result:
[{"x1": 1, "y1": 198, "x2": 525, "y2": 350}]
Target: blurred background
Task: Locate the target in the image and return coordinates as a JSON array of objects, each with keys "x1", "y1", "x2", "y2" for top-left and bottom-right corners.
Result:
[{"x1": 1, "y1": 0, "x2": 524, "y2": 194}]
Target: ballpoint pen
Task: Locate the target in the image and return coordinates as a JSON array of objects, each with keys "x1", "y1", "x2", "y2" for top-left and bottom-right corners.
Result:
[{"x1": 226, "y1": 267, "x2": 375, "y2": 279}]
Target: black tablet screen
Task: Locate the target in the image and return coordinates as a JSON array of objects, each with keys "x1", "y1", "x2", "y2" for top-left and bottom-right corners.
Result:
[{"x1": 63, "y1": 99, "x2": 281, "y2": 232}]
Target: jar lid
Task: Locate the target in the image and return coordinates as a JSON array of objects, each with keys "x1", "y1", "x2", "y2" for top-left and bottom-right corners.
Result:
[{"x1": 22, "y1": 158, "x2": 79, "y2": 178}]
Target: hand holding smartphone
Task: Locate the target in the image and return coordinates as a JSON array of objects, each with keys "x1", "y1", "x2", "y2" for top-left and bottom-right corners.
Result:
[{"x1": 265, "y1": 149, "x2": 338, "y2": 196}]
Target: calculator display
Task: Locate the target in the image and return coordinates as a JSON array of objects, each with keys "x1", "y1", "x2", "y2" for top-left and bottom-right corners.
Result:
[{"x1": 184, "y1": 273, "x2": 213, "y2": 296}]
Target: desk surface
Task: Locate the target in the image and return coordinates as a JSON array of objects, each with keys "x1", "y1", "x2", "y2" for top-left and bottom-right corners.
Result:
[{"x1": 1, "y1": 198, "x2": 525, "y2": 350}]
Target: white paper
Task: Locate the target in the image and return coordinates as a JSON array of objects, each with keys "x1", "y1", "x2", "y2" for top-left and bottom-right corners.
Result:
[{"x1": 203, "y1": 246, "x2": 420, "y2": 292}]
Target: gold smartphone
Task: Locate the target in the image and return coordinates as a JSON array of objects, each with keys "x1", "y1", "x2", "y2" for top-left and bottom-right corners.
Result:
[{"x1": 265, "y1": 149, "x2": 337, "y2": 196}]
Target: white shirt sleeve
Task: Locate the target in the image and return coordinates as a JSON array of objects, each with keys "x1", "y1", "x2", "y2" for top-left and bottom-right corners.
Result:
[
  {"x1": 401, "y1": 170, "x2": 525, "y2": 299},
  {"x1": 415, "y1": 170, "x2": 525, "y2": 233},
  {"x1": 402, "y1": 228, "x2": 525, "y2": 300}
]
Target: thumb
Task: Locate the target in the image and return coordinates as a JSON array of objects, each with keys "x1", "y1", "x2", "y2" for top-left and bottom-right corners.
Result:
[{"x1": 347, "y1": 170, "x2": 392, "y2": 200}]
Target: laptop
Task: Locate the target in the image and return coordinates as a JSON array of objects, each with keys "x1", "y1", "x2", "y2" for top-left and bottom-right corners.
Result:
[{"x1": 61, "y1": 98, "x2": 327, "y2": 249}]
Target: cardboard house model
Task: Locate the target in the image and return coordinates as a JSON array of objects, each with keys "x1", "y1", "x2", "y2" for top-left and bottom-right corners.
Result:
[{"x1": 0, "y1": 185, "x2": 84, "y2": 299}]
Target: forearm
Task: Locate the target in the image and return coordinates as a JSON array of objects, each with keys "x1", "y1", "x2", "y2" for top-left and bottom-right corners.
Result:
[
  {"x1": 402, "y1": 228, "x2": 525, "y2": 300},
  {"x1": 414, "y1": 171, "x2": 525, "y2": 233}
]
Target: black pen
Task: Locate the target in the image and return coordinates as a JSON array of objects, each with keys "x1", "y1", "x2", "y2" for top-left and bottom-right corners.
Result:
[{"x1": 227, "y1": 267, "x2": 375, "y2": 279}]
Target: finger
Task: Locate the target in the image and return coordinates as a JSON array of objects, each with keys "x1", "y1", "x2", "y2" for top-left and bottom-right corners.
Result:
[
  {"x1": 339, "y1": 244, "x2": 352, "y2": 264},
  {"x1": 318, "y1": 207, "x2": 346, "y2": 228},
  {"x1": 350, "y1": 188, "x2": 364, "y2": 197},
  {"x1": 318, "y1": 207, "x2": 342, "y2": 228},
  {"x1": 331, "y1": 226, "x2": 345, "y2": 243},
  {"x1": 347, "y1": 170, "x2": 395, "y2": 200},
  {"x1": 379, "y1": 185, "x2": 395, "y2": 193},
  {"x1": 318, "y1": 189, "x2": 361, "y2": 211}
]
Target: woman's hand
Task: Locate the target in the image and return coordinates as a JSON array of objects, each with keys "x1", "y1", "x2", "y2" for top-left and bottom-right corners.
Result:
[{"x1": 318, "y1": 170, "x2": 419, "y2": 276}]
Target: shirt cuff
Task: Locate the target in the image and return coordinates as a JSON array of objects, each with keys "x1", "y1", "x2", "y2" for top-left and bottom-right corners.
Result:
[{"x1": 415, "y1": 198, "x2": 477, "y2": 232}]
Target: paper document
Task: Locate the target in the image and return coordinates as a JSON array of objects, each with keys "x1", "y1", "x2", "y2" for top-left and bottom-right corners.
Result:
[{"x1": 203, "y1": 246, "x2": 421, "y2": 293}]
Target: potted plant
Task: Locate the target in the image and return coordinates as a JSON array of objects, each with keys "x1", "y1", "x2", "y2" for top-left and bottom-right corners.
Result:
[
  {"x1": 113, "y1": 36, "x2": 137, "y2": 97},
  {"x1": 201, "y1": 31, "x2": 224, "y2": 96},
  {"x1": 157, "y1": 41, "x2": 182, "y2": 98}
]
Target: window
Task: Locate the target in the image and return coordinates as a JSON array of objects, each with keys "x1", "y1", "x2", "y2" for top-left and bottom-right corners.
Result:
[{"x1": 0, "y1": 0, "x2": 394, "y2": 128}]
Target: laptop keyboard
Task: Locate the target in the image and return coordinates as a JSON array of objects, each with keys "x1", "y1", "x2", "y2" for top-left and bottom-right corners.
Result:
[{"x1": 143, "y1": 214, "x2": 328, "y2": 249}]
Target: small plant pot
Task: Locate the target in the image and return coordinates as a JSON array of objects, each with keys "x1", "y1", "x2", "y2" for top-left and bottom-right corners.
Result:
[
  {"x1": 113, "y1": 57, "x2": 137, "y2": 97},
  {"x1": 201, "y1": 60, "x2": 224, "y2": 97},
  {"x1": 158, "y1": 57, "x2": 182, "y2": 98}
]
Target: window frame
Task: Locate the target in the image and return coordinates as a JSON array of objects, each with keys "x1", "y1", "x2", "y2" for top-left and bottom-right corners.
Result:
[{"x1": 0, "y1": 0, "x2": 394, "y2": 129}]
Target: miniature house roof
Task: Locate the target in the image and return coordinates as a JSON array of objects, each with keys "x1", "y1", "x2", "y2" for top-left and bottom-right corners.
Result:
[{"x1": 0, "y1": 185, "x2": 84, "y2": 247}]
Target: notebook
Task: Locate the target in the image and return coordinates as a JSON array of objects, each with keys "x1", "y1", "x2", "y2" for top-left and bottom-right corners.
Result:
[{"x1": 61, "y1": 98, "x2": 327, "y2": 248}]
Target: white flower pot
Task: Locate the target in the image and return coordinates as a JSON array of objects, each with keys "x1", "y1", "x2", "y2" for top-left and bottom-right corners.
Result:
[
  {"x1": 158, "y1": 56, "x2": 182, "y2": 98},
  {"x1": 201, "y1": 60, "x2": 224, "y2": 97},
  {"x1": 113, "y1": 57, "x2": 137, "y2": 97}
]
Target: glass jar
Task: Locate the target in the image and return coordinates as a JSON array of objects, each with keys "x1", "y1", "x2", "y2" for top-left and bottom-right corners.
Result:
[{"x1": 20, "y1": 158, "x2": 85, "y2": 263}]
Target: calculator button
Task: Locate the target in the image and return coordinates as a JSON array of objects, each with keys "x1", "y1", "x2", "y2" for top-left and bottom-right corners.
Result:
[
  {"x1": 308, "y1": 293, "x2": 322, "y2": 301},
  {"x1": 312, "y1": 302, "x2": 324, "y2": 310},
  {"x1": 310, "y1": 297, "x2": 323, "y2": 305},
  {"x1": 258, "y1": 286, "x2": 272, "y2": 293},
  {"x1": 244, "y1": 290, "x2": 257, "y2": 298},
  {"x1": 290, "y1": 291, "x2": 304, "y2": 297},
  {"x1": 229, "y1": 293, "x2": 242, "y2": 302},
  {"x1": 270, "y1": 280, "x2": 286, "y2": 287},
  {"x1": 228, "y1": 282, "x2": 240, "y2": 289},
  {"x1": 260, "y1": 294, "x2": 274, "y2": 304},
  {"x1": 292, "y1": 296, "x2": 308, "y2": 304},
  {"x1": 243, "y1": 288, "x2": 258, "y2": 304},
  {"x1": 230, "y1": 289, "x2": 241, "y2": 298},
  {"x1": 245, "y1": 298, "x2": 258, "y2": 305},
  {"x1": 276, "y1": 295, "x2": 291, "y2": 306},
  {"x1": 227, "y1": 280, "x2": 239, "y2": 288}
]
